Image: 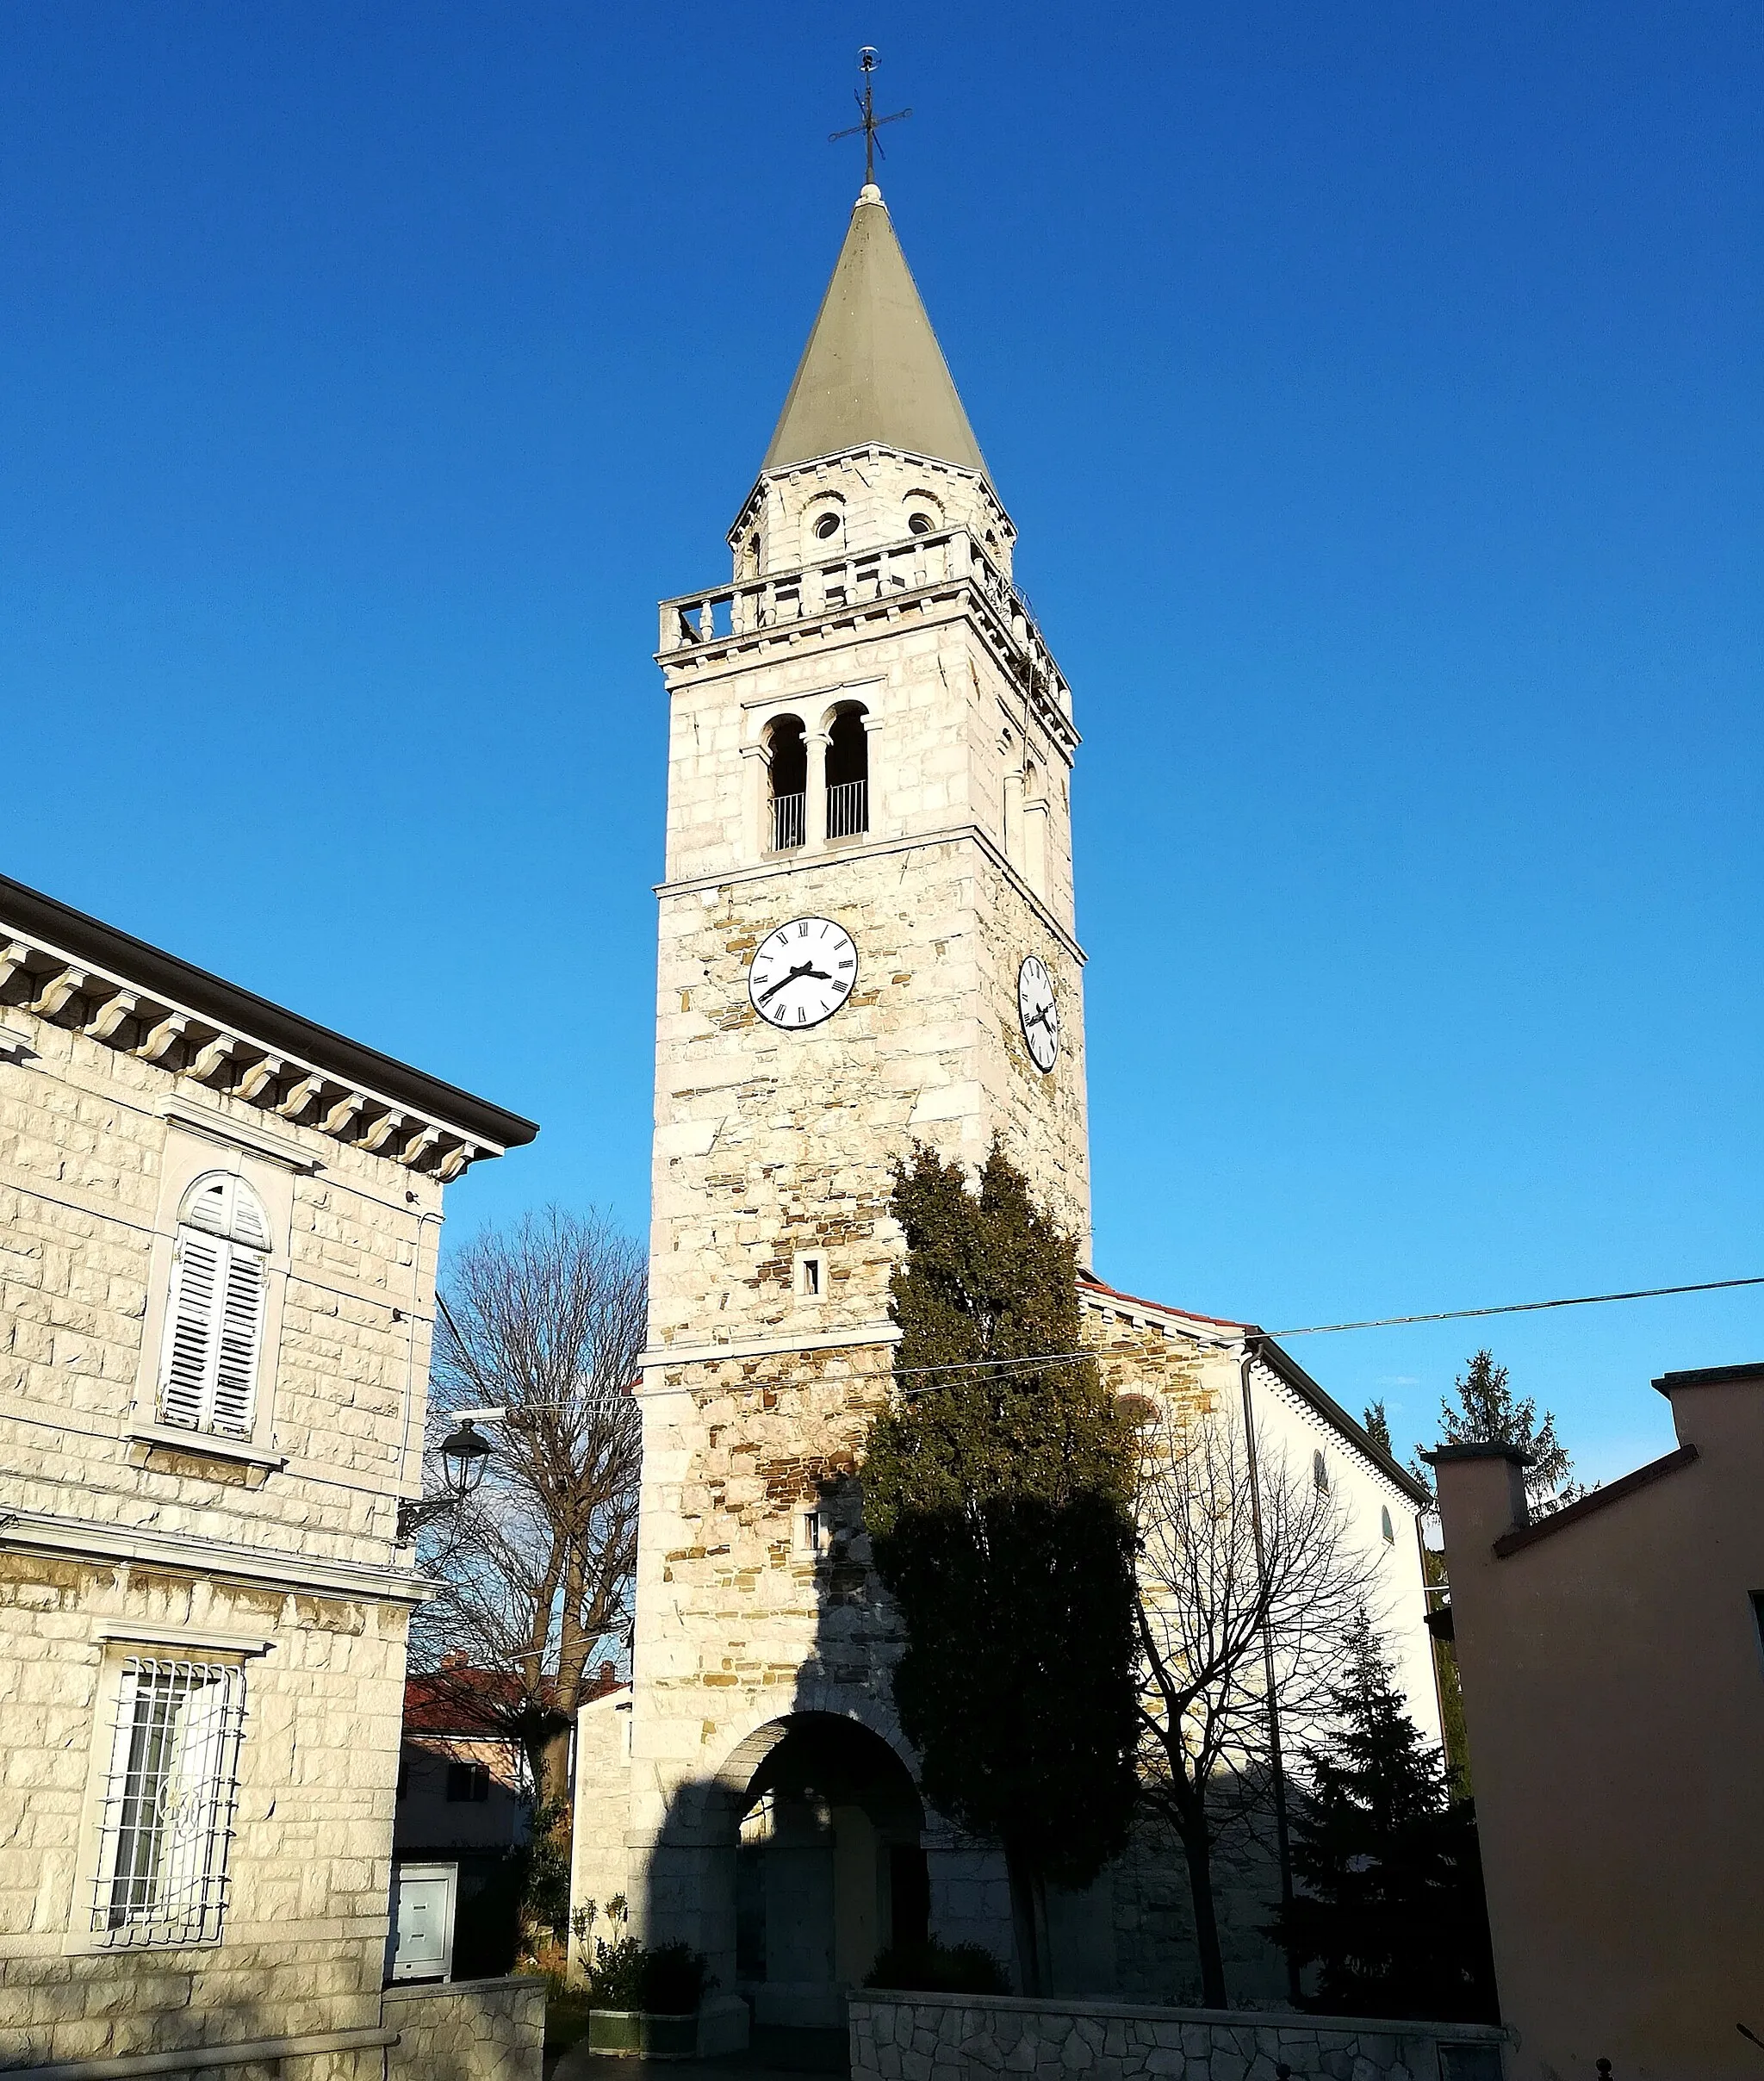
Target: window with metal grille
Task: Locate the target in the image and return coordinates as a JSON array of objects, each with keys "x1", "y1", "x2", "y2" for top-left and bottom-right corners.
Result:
[
  {"x1": 91, "y1": 1656, "x2": 245, "y2": 1947},
  {"x1": 158, "y1": 1172, "x2": 270, "y2": 1438}
]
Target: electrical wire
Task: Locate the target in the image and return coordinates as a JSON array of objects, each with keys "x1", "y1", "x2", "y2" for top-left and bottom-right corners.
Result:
[
  {"x1": 451, "y1": 1273, "x2": 1764, "y2": 1417},
  {"x1": 1267, "y1": 1274, "x2": 1764, "y2": 1339}
]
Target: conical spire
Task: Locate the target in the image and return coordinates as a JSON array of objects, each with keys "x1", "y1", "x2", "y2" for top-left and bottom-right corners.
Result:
[{"x1": 763, "y1": 186, "x2": 987, "y2": 476}]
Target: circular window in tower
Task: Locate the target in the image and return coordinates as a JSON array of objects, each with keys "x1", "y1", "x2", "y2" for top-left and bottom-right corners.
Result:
[
  {"x1": 814, "y1": 512, "x2": 842, "y2": 541},
  {"x1": 908, "y1": 512, "x2": 933, "y2": 536}
]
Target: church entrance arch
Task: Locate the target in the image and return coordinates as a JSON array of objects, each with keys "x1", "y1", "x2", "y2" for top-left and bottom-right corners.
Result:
[{"x1": 727, "y1": 1712, "x2": 927, "y2": 2028}]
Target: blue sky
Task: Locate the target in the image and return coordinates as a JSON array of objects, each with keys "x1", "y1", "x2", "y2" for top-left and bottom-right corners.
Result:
[{"x1": 4, "y1": 3, "x2": 1760, "y2": 1485}]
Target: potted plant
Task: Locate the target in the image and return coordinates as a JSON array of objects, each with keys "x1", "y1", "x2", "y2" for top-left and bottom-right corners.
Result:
[{"x1": 575, "y1": 1898, "x2": 714, "y2": 2059}]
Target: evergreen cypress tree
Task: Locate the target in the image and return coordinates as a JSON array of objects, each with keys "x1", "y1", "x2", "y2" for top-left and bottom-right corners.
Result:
[
  {"x1": 861, "y1": 1141, "x2": 1139, "y2": 1993},
  {"x1": 1270, "y1": 1617, "x2": 1499, "y2": 2022}
]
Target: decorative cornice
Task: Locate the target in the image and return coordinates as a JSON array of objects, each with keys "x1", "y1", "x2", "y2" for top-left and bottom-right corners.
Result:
[
  {"x1": 0, "y1": 1506, "x2": 436, "y2": 1604},
  {"x1": 0, "y1": 875, "x2": 537, "y2": 1179}
]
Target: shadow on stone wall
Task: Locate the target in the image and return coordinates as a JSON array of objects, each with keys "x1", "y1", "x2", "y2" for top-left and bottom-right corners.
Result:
[{"x1": 635, "y1": 1463, "x2": 1291, "y2": 2027}]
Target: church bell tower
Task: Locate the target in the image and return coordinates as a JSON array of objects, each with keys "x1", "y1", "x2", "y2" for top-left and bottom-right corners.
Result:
[{"x1": 622, "y1": 171, "x2": 1090, "y2": 1997}]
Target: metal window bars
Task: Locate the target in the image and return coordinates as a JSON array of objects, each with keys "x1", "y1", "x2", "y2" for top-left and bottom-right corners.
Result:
[
  {"x1": 91, "y1": 1657, "x2": 245, "y2": 1947},
  {"x1": 770, "y1": 792, "x2": 805, "y2": 851},
  {"x1": 826, "y1": 779, "x2": 868, "y2": 841}
]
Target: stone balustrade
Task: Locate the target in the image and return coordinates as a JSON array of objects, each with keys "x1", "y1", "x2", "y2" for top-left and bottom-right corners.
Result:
[{"x1": 657, "y1": 531, "x2": 1073, "y2": 724}]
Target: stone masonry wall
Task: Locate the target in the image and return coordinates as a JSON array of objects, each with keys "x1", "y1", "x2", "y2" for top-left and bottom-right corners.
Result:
[
  {"x1": 849, "y1": 1993, "x2": 1512, "y2": 2081},
  {"x1": 0, "y1": 1005, "x2": 441, "y2": 1564},
  {"x1": 0, "y1": 1567, "x2": 405, "y2": 2068},
  {"x1": 382, "y1": 1974, "x2": 544, "y2": 2081},
  {"x1": 0, "y1": 997, "x2": 447, "y2": 2064}
]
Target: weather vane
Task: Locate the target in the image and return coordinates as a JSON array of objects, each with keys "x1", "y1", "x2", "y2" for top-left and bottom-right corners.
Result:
[{"x1": 829, "y1": 47, "x2": 911, "y2": 187}]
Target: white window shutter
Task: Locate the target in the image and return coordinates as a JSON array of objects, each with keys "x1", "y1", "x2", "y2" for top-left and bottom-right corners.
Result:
[
  {"x1": 183, "y1": 1176, "x2": 232, "y2": 1240},
  {"x1": 208, "y1": 1246, "x2": 264, "y2": 1437},
  {"x1": 159, "y1": 1233, "x2": 223, "y2": 1430}
]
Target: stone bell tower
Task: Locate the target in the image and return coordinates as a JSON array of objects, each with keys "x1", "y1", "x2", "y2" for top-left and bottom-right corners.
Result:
[{"x1": 605, "y1": 177, "x2": 1091, "y2": 2014}]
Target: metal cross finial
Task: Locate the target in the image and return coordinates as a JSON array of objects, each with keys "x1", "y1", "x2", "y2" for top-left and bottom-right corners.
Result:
[{"x1": 829, "y1": 47, "x2": 911, "y2": 187}]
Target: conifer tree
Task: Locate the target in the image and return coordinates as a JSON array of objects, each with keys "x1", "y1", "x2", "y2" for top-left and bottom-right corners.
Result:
[
  {"x1": 861, "y1": 1142, "x2": 1139, "y2": 1994},
  {"x1": 1413, "y1": 1348, "x2": 1582, "y2": 1516},
  {"x1": 1270, "y1": 1617, "x2": 1498, "y2": 2022}
]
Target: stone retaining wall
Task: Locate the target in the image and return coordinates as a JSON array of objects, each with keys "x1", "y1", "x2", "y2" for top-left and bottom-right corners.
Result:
[
  {"x1": 848, "y1": 1991, "x2": 1512, "y2": 2081},
  {"x1": 382, "y1": 1976, "x2": 544, "y2": 2081}
]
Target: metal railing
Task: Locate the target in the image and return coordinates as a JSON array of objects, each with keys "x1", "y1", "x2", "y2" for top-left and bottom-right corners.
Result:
[
  {"x1": 826, "y1": 779, "x2": 868, "y2": 841},
  {"x1": 771, "y1": 792, "x2": 805, "y2": 851}
]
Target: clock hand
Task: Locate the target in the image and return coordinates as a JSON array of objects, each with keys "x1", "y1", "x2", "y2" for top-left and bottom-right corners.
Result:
[
  {"x1": 757, "y1": 962, "x2": 813, "y2": 1006},
  {"x1": 756, "y1": 961, "x2": 834, "y2": 1007}
]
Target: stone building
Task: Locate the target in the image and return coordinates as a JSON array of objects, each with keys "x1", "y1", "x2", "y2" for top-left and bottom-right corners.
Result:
[
  {"x1": 1430, "y1": 1363, "x2": 1764, "y2": 2079},
  {"x1": 569, "y1": 181, "x2": 1440, "y2": 2019},
  {"x1": 0, "y1": 873, "x2": 535, "y2": 2072}
]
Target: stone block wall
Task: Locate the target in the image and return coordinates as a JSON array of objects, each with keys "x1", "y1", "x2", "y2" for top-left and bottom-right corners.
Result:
[
  {"x1": 0, "y1": 1567, "x2": 405, "y2": 2069},
  {"x1": 0, "y1": 1005, "x2": 442, "y2": 1564},
  {"x1": 848, "y1": 1993, "x2": 1512, "y2": 2081},
  {"x1": 382, "y1": 1974, "x2": 544, "y2": 2081},
  {"x1": 0, "y1": 991, "x2": 454, "y2": 2066}
]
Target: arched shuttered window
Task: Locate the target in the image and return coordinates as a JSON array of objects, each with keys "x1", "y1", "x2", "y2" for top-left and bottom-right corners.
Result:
[{"x1": 158, "y1": 1173, "x2": 271, "y2": 1438}]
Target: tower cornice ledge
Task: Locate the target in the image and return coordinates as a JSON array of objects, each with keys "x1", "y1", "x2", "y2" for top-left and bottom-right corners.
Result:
[
  {"x1": 655, "y1": 821, "x2": 1087, "y2": 967},
  {"x1": 657, "y1": 525, "x2": 1076, "y2": 751}
]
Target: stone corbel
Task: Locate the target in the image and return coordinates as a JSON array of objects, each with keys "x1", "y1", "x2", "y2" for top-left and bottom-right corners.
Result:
[
  {"x1": 32, "y1": 966, "x2": 88, "y2": 1018},
  {"x1": 397, "y1": 1124, "x2": 440, "y2": 1170},
  {"x1": 323, "y1": 1091, "x2": 367, "y2": 1138},
  {"x1": 134, "y1": 1013, "x2": 189, "y2": 1063},
  {"x1": 0, "y1": 941, "x2": 33, "y2": 993},
  {"x1": 358, "y1": 1108, "x2": 406, "y2": 1153},
  {"x1": 436, "y1": 1141, "x2": 479, "y2": 1183},
  {"x1": 189, "y1": 1034, "x2": 241, "y2": 1083},
  {"x1": 83, "y1": 988, "x2": 139, "y2": 1041},
  {"x1": 274, "y1": 1074, "x2": 326, "y2": 1121},
  {"x1": 233, "y1": 1054, "x2": 283, "y2": 1103}
]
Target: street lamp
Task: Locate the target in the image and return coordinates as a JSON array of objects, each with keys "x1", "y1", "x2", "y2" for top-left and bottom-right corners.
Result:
[
  {"x1": 395, "y1": 1414, "x2": 497, "y2": 1543},
  {"x1": 439, "y1": 1417, "x2": 493, "y2": 1500}
]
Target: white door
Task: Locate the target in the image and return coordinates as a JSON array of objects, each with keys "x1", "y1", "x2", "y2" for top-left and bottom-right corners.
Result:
[{"x1": 388, "y1": 1861, "x2": 457, "y2": 1983}]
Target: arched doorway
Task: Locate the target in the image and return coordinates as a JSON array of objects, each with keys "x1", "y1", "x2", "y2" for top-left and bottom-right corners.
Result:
[{"x1": 732, "y1": 1713, "x2": 926, "y2": 2028}]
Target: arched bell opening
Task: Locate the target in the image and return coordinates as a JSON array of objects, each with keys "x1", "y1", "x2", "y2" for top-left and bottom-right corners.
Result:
[
  {"x1": 766, "y1": 714, "x2": 807, "y2": 852},
  {"x1": 732, "y1": 1712, "x2": 926, "y2": 2028},
  {"x1": 823, "y1": 703, "x2": 870, "y2": 842}
]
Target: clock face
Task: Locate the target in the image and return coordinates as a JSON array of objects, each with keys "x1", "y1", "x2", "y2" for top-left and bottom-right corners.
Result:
[
  {"x1": 1017, "y1": 954, "x2": 1059, "y2": 1072},
  {"x1": 748, "y1": 916, "x2": 859, "y2": 1030}
]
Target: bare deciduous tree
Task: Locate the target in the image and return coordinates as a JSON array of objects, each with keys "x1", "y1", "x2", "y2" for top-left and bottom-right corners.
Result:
[
  {"x1": 1133, "y1": 1405, "x2": 1382, "y2": 2009},
  {"x1": 412, "y1": 1207, "x2": 646, "y2": 1810}
]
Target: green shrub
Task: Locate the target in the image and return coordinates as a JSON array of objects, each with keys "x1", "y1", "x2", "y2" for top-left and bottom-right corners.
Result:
[
  {"x1": 581, "y1": 1933, "x2": 712, "y2": 2014},
  {"x1": 864, "y1": 1938, "x2": 1010, "y2": 1995},
  {"x1": 640, "y1": 1941, "x2": 713, "y2": 2015}
]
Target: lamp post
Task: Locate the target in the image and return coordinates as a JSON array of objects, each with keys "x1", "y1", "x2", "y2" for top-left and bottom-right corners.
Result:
[{"x1": 395, "y1": 1415, "x2": 494, "y2": 1543}]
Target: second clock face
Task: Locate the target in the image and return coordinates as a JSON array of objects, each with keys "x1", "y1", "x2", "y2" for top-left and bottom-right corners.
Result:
[
  {"x1": 749, "y1": 916, "x2": 859, "y2": 1030},
  {"x1": 1018, "y1": 954, "x2": 1060, "y2": 1072}
]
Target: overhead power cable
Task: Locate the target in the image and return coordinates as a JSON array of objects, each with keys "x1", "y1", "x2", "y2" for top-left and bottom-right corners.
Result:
[
  {"x1": 445, "y1": 1274, "x2": 1764, "y2": 1415},
  {"x1": 1267, "y1": 1274, "x2": 1764, "y2": 1339}
]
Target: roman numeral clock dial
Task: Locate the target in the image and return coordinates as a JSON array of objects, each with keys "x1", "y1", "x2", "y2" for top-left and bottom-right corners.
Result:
[
  {"x1": 1017, "y1": 954, "x2": 1060, "y2": 1072},
  {"x1": 748, "y1": 916, "x2": 860, "y2": 1029}
]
